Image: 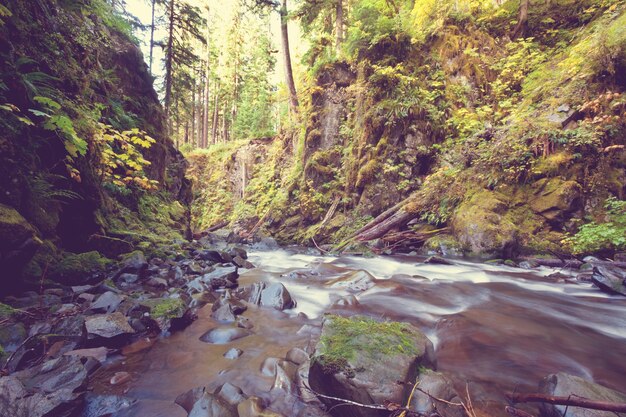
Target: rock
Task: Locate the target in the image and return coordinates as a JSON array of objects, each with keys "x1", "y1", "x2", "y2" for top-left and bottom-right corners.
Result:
[
  {"x1": 110, "y1": 371, "x2": 131, "y2": 385},
  {"x1": 519, "y1": 260, "x2": 539, "y2": 269},
  {"x1": 85, "y1": 312, "x2": 135, "y2": 338},
  {"x1": 451, "y1": 191, "x2": 518, "y2": 257},
  {"x1": 147, "y1": 277, "x2": 169, "y2": 288},
  {"x1": 529, "y1": 178, "x2": 582, "y2": 222},
  {"x1": 330, "y1": 294, "x2": 360, "y2": 308},
  {"x1": 211, "y1": 303, "x2": 237, "y2": 323},
  {"x1": 14, "y1": 355, "x2": 88, "y2": 393},
  {"x1": 200, "y1": 266, "x2": 239, "y2": 290},
  {"x1": 215, "y1": 382, "x2": 246, "y2": 406},
  {"x1": 260, "y1": 357, "x2": 297, "y2": 377},
  {"x1": 408, "y1": 369, "x2": 464, "y2": 417},
  {"x1": 271, "y1": 365, "x2": 295, "y2": 394},
  {"x1": 251, "y1": 237, "x2": 280, "y2": 250},
  {"x1": 229, "y1": 247, "x2": 248, "y2": 259},
  {"x1": 286, "y1": 347, "x2": 309, "y2": 365},
  {"x1": 212, "y1": 292, "x2": 247, "y2": 315},
  {"x1": 141, "y1": 297, "x2": 189, "y2": 333},
  {"x1": 0, "y1": 203, "x2": 40, "y2": 281},
  {"x1": 197, "y1": 250, "x2": 224, "y2": 263},
  {"x1": 580, "y1": 263, "x2": 594, "y2": 271},
  {"x1": 175, "y1": 388, "x2": 237, "y2": 417},
  {"x1": 254, "y1": 282, "x2": 296, "y2": 310},
  {"x1": 233, "y1": 256, "x2": 255, "y2": 269},
  {"x1": 591, "y1": 265, "x2": 626, "y2": 296},
  {"x1": 89, "y1": 291, "x2": 124, "y2": 313},
  {"x1": 615, "y1": 252, "x2": 626, "y2": 263},
  {"x1": 120, "y1": 250, "x2": 148, "y2": 273},
  {"x1": 199, "y1": 326, "x2": 252, "y2": 344},
  {"x1": 424, "y1": 256, "x2": 453, "y2": 265},
  {"x1": 309, "y1": 315, "x2": 436, "y2": 417},
  {"x1": 539, "y1": 372, "x2": 626, "y2": 417},
  {"x1": 224, "y1": 348, "x2": 243, "y2": 359},
  {"x1": 50, "y1": 251, "x2": 112, "y2": 285},
  {"x1": 0, "y1": 375, "x2": 81, "y2": 417},
  {"x1": 237, "y1": 396, "x2": 283, "y2": 417},
  {"x1": 237, "y1": 316, "x2": 253, "y2": 329},
  {"x1": 81, "y1": 393, "x2": 135, "y2": 417},
  {"x1": 64, "y1": 347, "x2": 108, "y2": 363},
  {"x1": 0, "y1": 322, "x2": 27, "y2": 352},
  {"x1": 327, "y1": 270, "x2": 376, "y2": 292},
  {"x1": 119, "y1": 273, "x2": 140, "y2": 284}
]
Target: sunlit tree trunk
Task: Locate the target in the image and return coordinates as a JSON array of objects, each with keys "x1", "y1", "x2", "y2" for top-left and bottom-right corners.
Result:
[
  {"x1": 149, "y1": 0, "x2": 156, "y2": 75},
  {"x1": 335, "y1": 0, "x2": 343, "y2": 54},
  {"x1": 280, "y1": 0, "x2": 299, "y2": 114},
  {"x1": 211, "y1": 81, "x2": 220, "y2": 144},
  {"x1": 164, "y1": 0, "x2": 175, "y2": 128}
]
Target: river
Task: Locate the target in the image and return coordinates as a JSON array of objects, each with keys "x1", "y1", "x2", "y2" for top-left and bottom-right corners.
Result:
[{"x1": 89, "y1": 249, "x2": 626, "y2": 417}]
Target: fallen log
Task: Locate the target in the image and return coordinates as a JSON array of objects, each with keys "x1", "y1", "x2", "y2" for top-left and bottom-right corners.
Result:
[
  {"x1": 356, "y1": 209, "x2": 415, "y2": 242},
  {"x1": 206, "y1": 221, "x2": 228, "y2": 233},
  {"x1": 506, "y1": 392, "x2": 626, "y2": 412},
  {"x1": 349, "y1": 197, "x2": 413, "y2": 240}
]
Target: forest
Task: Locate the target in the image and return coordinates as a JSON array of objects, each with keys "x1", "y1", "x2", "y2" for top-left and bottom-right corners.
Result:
[{"x1": 0, "y1": 0, "x2": 625, "y2": 417}]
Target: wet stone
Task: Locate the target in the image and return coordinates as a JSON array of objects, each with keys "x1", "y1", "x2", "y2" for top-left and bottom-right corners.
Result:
[
  {"x1": 89, "y1": 291, "x2": 124, "y2": 313},
  {"x1": 199, "y1": 326, "x2": 252, "y2": 344},
  {"x1": 224, "y1": 347, "x2": 243, "y2": 359},
  {"x1": 85, "y1": 312, "x2": 135, "y2": 338}
]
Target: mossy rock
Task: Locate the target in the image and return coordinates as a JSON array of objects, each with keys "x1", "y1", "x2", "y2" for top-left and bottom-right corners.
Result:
[
  {"x1": 141, "y1": 298, "x2": 186, "y2": 319},
  {"x1": 529, "y1": 178, "x2": 582, "y2": 221},
  {"x1": 0, "y1": 303, "x2": 18, "y2": 319},
  {"x1": 309, "y1": 315, "x2": 436, "y2": 417},
  {"x1": 451, "y1": 190, "x2": 518, "y2": 257},
  {"x1": 423, "y1": 234, "x2": 463, "y2": 257},
  {"x1": 88, "y1": 234, "x2": 134, "y2": 258},
  {"x1": 0, "y1": 203, "x2": 37, "y2": 250},
  {"x1": 50, "y1": 251, "x2": 113, "y2": 285}
]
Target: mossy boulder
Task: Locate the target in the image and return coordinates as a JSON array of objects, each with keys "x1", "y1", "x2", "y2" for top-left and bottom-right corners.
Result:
[
  {"x1": 0, "y1": 204, "x2": 41, "y2": 285},
  {"x1": 141, "y1": 298, "x2": 185, "y2": 320},
  {"x1": 309, "y1": 315, "x2": 436, "y2": 417},
  {"x1": 0, "y1": 204, "x2": 38, "y2": 250},
  {"x1": 451, "y1": 190, "x2": 518, "y2": 257},
  {"x1": 529, "y1": 178, "x2": 582, "y2": 222},
  {"x1": 87, "y1": 234, "x2": 134, "y2": 258},
  {"x1": 50, "y1": 251, "x2": 113, "y2": 285}
]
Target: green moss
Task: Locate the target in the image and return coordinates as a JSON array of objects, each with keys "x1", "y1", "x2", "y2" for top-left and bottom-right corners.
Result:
[
  {"x1": 0, "y1": 303, "x2": 17, "y2": 319},
  {"x1": 50, "y1": 251, "x2": 112, "y2": 284},
  {"x1": 0, "y1": 203, "x2": 36, "y2": 249},
  {"x1": 316, "y1": 315, "x2": 420, "y2": 373},
  {"x1": 141, "y1": 298, "x2": 185, "y2": 319}
]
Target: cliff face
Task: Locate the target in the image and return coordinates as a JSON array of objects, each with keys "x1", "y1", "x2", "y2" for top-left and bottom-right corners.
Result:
[
  {"x1": 0, "y1": 0, "x2": 190, "y2": 290},
  {"x1": 189, "y1": 1, "x2": 626, "y2": 258}
]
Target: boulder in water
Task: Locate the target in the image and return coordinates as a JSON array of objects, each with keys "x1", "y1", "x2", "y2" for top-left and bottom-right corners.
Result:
[
  {"x1": 591, "y1": 266, "x2": 626, "y2": 296},
  {"x1": 175, "y1": 387, "x2": 237, "y2": 417},
  {"x1": 199, "y1": 326, "x2": 252, "y2": 344},
  {"x1": 309, "y1": 315, "x2": 436, "y2": 417},
  {"x1": 327, "y1": 270, "x2": 376, "y2": 292},
  {"x1": 539, "y1": 372, "x2": 626, "y2": 417},
  {"x1": 408, "y1": 369, "x2": 464, "y2": 417}
]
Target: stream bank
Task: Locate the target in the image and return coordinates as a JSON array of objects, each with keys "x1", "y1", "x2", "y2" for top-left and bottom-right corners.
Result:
[{"x1": 1, "y1": 234, "x2": 626, "y2": 417}]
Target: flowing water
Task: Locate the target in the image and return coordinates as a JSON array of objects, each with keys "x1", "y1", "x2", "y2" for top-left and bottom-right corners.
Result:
[{"x1": 91, "y1": 249, "x2": 626, "y2": 417}]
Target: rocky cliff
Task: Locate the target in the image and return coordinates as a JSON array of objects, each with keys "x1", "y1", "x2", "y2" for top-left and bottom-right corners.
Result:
[{"x1": 0, "y1": 0, "x2": 190, "y2": 292}]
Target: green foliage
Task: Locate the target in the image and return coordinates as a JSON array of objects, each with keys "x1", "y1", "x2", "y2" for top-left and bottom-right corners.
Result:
[
  {"x1": 141, "y1": 298, "x2": 186, "y2": 319},
  {"x1": 94, "y1": 123, "x2": 158, "y2": 190},
  {"x1": 565, "y1": 197, "x2": 626, "y2": 254}
]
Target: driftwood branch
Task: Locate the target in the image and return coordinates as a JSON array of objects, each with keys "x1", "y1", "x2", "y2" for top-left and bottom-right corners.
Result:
[{"x1": 506, "y1": 392, "x2": 626, "y2": 412}]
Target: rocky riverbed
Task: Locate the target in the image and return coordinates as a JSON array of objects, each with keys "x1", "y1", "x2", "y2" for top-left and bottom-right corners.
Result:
[{"x1": 1, "y1": 235, "x2": 626, "y2": 417}]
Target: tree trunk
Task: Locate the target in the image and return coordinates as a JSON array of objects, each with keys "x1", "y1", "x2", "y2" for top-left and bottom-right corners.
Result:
[
  {"x1": 202, "y1": 19, "x2": 210, "y2": 148},
  {"x1": 164, "y1": 0, "x2": 175, "y2": 127},
  {"x1": 512, "y1": 0, "x2": 529, "y2": 39},
  {"x1": 191, "y1": 81, "x2": 196, "y2": 147},
  {"x1": 211, "y1": 81, "x2": 220, "y2": 144},
  {"x1": 149, "y1": 0, "x2": 156, "y2": 75},
  {"x1": 335, "y1": 0, "x2": 343, "y2": 54},
  {"x1": 280, "y1": 0, "x2": 299, "y2": 114}
]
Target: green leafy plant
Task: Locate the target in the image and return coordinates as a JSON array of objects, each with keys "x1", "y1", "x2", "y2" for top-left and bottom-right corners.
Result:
[{"x1": 564, "y1": 197, "x2": 626, "y2": 254}]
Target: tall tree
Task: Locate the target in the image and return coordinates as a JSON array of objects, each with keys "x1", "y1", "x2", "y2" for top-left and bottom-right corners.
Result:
[{"x1": 249, "y1": 0, "x2": 299, "y2": 114}]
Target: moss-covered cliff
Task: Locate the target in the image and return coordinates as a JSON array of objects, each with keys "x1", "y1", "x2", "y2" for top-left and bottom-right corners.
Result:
[
  {"x1": 189, "y1": 0, "x2": 626, "y2": 258},
  {"x1": 0, "y1": 0, "x2": 190, "y2": 291}
]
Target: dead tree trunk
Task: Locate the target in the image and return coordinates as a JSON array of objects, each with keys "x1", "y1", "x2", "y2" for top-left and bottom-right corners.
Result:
[{"x1": 507, "y1": 392, "x2": 626, "y2": 413}]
